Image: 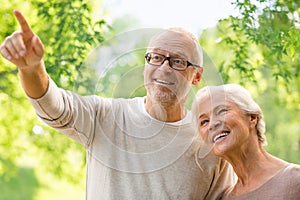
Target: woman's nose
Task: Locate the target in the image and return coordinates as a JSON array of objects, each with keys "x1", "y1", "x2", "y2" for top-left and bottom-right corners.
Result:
[{"x1": 209, "y1": 119, "x2": 222, "y2": 131}]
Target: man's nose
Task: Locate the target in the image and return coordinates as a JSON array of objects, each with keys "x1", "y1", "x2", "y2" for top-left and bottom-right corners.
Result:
[{"x1": 159, "y1": 59, "x2": 172, "y2": 71}]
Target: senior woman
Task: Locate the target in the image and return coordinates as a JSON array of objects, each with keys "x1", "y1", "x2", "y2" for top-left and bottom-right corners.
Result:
[{"x1": 192, "y1": 84, "x2": 300, "y2": 200}]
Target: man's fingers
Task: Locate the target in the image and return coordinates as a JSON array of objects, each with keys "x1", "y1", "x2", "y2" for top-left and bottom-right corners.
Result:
[
  {"x1": 11, "y1": 32, "x2": 27, "y2": 57},
  {"x1": 0, "y1": 44, "x2": 13, "y2": 60},
  {"x1": 4, "y1": 39, "x2": 19, "y2": 59},
  {"x1": 13, "y1": 10, "x2": 34, "y2": 39},
  {"x1": 0, "y1": 43, "x2": 26, "y2": 67},
  {"x1": 0, "y1": 31, "x2": 26, "y2": 60}
]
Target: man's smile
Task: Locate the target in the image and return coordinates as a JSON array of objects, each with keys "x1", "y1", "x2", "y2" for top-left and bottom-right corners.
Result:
[{"x1": 154, "y1": 79, "x2": 175, "y2": 85}]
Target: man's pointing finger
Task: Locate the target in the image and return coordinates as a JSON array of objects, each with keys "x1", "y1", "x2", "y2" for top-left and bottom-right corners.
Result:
[{"x1": 13, "y1": 10, "x2": 34, "y2": 39}]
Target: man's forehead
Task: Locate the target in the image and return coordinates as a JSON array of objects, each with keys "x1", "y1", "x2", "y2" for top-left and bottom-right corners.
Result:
[
  {"x1": 147, "y1": 29, "x2": 201, "y2": 64},
  {"x1": 147, "y1": 47, "x2": 186, "y2": 57},
  {"x1": 148, "y1": 35, "x2": 194, "y2": 58}
]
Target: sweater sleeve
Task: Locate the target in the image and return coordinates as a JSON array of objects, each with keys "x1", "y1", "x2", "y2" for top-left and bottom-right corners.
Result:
[
  {"x1": 28, "y1": 78, "x2": 66, "y2": 120},
  {"x1": 205, "y1": 158, "x2": 236, "y2": 200},
  {"x1": 28, "y1": 78, "x2": 102, "y2": 148}
]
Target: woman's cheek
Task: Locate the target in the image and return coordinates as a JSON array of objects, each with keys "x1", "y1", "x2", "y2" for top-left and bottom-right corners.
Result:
[{"x1": 199, "y1": 127, "x2": 208, "y2": 141}]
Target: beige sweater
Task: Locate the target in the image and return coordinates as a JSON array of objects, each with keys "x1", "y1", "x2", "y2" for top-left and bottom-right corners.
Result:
[
  {"x1": 29, "y1": 79, "x2": 235, "y2": 200},
  {"x1": 222, "y1": 163, "x2": 300, "y2": 200}
]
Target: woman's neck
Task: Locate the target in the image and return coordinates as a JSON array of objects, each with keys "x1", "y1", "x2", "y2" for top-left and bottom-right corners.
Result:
[{"x1": 225, "y1": 145, "x2": 288, "y2": 196}]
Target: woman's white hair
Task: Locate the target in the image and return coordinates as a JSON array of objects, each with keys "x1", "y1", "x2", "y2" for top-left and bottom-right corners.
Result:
[{"x1": 192, "y1": 84, "x2": 267, "y2": 146}]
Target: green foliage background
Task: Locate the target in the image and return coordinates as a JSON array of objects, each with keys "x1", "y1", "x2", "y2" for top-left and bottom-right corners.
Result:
[
  {"x1": 198, "y1": 0, "x2": 300, "y2": 165},
  {"x1": 0, "y1": 0, "x2": 299, "y2": 199}
]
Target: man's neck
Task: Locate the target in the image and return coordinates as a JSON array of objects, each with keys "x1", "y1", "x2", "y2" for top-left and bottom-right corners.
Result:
[{"x1": 144, "y1": 97, "x2": 187, "y2": 122}]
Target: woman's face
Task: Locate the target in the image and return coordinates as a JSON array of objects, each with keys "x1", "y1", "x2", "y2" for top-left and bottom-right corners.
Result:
[{"x1": 196, "y1": 93, "x2": 252, "y2": 156}]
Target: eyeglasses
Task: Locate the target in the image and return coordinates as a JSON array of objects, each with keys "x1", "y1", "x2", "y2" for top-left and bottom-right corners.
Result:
[{"x1": 145, "y1": 52, "x2": 200, "y2": 71}]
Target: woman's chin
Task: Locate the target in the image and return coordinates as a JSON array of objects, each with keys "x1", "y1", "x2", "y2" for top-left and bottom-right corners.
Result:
[{"x1": 212, "y1": 145, "x2": 230, "y2": 157}]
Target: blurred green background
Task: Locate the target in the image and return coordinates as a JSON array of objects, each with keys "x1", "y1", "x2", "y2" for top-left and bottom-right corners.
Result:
[{"x1": 0, "y1": 0, "x2": 299, "y2": 199}]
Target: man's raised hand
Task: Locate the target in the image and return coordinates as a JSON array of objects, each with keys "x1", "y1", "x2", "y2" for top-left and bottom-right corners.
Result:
[{"x1": 0, "y1": 10, "x2": 44, "y2": 69}]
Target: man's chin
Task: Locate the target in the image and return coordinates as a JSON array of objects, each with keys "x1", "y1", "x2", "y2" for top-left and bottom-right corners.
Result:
[{"x1": 152, "y1": 92, "x2": 178, "y2": 103}]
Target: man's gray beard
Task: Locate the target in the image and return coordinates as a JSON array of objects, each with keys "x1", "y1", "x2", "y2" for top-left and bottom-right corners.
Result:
[{"x1": 149, "y1": 89, "x2": 178, "y2": 105}]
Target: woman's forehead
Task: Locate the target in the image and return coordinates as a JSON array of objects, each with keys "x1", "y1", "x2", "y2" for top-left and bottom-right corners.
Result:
[{"x1": 197, "y1": 91, "x2": 228, "y2": 107}]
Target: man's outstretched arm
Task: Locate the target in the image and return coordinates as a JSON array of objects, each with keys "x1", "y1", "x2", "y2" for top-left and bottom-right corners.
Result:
[{"x1": 0, "y1": 10, "x2": 48, "y2": 98}]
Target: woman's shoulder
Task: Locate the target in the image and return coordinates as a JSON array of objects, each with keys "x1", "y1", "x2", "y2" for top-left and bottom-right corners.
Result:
[
  {"x1": 278, "y1": 163, "x2": 300, "y2": 185},
  {"x1": 283, "y1": 163, "x2": 300, "y2": 175}
]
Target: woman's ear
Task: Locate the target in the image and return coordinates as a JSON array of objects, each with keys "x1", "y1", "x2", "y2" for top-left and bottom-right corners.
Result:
[{"x1": 249, "y1": 114, "x2": 258, "y2": 127}]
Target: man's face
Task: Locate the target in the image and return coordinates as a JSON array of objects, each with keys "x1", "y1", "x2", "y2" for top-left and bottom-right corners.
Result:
[{"x1": 144, "y1": 31, "x2": 202, "y2": 104}]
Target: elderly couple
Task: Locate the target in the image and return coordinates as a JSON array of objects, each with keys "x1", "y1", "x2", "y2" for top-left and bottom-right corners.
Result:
[{"x1": 1, "y1": 10, "x2": 299, "y2": 200}]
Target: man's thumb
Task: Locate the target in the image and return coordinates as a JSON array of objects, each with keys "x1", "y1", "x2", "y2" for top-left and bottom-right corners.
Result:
[{"x1": 31, "y1": 35, "x2": 44, "y2": 58}]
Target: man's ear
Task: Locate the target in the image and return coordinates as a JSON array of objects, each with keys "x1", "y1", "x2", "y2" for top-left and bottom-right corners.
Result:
[{"x1": 192, "y1": 67, "x2": 203, "y2": 85}]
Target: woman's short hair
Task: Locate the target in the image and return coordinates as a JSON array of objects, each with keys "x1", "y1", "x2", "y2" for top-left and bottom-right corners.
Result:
[{"x1": 192, "y1": 84, "x2": 267, "y2": 146}]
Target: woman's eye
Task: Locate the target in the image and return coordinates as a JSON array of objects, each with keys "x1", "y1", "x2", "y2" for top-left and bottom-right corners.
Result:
[
  {"x1": 218, "y1": 108, "x2": 228, "y2": 115},
  {"x1": 200, "y1": 119, "x2": 209, "y2": 126}
]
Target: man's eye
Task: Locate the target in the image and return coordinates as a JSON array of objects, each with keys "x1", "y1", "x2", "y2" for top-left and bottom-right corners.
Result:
[
  {"x1": 152, "y1": 55, "x2": 163, "y2": 61},
  {"x1": 172, "y1": 58, "x2": 184, "y2": 65}
]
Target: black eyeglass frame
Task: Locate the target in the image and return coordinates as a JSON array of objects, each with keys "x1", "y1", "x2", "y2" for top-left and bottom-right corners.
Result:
[{"x1": 145, "y1": 52, "x2": 201, "y2": 71}]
